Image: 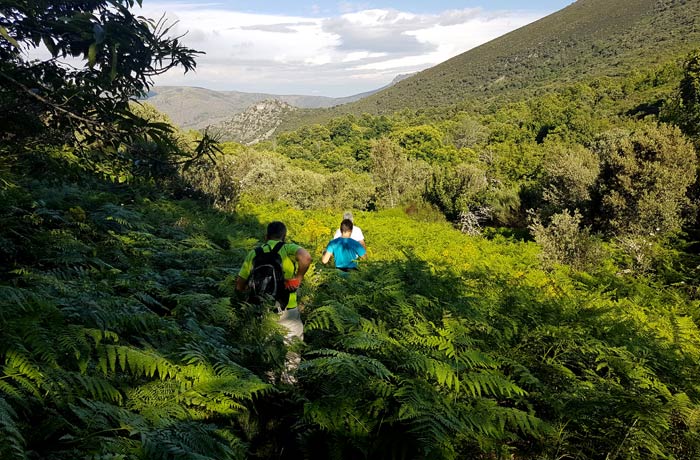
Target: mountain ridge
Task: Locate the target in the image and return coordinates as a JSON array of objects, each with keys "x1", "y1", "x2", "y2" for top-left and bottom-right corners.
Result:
[
  {"x1": 145, "y1": 73, "x2": 415, "y2": 130},
  {"x1": 276, "y1": 0, "x2": 700, "y2": 132}
]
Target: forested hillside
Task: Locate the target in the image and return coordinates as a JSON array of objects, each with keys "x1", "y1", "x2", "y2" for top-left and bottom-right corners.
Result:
[
  {"x1": 3, "y1": 0, "x2": 700, "y2": 459},
  {"x1": 278, "y1": 0, "x2": 700, "y2": 131}
]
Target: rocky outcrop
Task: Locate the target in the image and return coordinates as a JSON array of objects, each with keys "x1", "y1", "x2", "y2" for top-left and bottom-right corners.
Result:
[{"x1": 213, "y1": 99, "x2": 297, "y2": 145}]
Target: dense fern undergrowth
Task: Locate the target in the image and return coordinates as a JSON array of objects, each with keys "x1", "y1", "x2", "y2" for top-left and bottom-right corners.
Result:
[
  {"x1": 4, "y1": 0, "x2": 698, "y2": 457},
  {"x1": 2, "y1": 145, "x2": 700, "y2": 460}
]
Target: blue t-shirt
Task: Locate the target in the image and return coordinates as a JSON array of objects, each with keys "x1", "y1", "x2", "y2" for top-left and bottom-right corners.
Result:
[{"x1": 325, "y1": 237, "x2": 366, "y2": 269}]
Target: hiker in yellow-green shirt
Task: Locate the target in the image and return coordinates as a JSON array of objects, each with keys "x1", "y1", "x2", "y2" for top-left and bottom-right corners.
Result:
[{"x1": 236, "y1": 221, "x2": 311, "y2": 382}]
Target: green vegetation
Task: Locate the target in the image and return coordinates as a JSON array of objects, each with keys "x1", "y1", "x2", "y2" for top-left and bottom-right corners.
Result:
[
  {"x1": 3, "y1": 0, "x2": 700, "y2": 459},
  {"x1": 4, "y1": 155, "x2": 700, "y2": 458}
]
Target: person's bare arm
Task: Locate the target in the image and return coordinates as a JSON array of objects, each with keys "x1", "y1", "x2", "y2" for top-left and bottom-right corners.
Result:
[
  {"x1": 235, "y1": 276, "x2": 248, "y2": 291},
  {"x1": 359, "y1": 239, "x2": 366, "y2": 249},
  {"x1": 321, "y1": 249, "x2": 332, "y2": 264},
  {"x1": 294, "y1": 247, "x2": 312, "y2": 281}
]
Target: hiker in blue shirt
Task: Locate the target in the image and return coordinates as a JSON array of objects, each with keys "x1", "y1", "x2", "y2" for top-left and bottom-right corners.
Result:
[{"x1": 322, "y1": 218, "x2": 367, "y2": 271}]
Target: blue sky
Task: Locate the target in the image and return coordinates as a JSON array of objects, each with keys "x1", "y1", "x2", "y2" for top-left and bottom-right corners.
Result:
[{"x1": 138, "y1": 1, "x2": 574, "y2": 96}]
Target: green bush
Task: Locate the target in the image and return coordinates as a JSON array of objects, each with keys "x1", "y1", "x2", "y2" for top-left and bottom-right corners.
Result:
[
  {"x1": 592, "y1": 121, "x2": 697, "y2": 238},
  {"x1": 529, "y1": 209, "x2": 604, "y2": 271}
]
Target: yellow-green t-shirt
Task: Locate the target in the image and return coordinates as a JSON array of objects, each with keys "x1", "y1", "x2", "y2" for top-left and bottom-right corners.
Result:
[{"x1": 238, "y1": 240, "x2": 301, "y2": 309}]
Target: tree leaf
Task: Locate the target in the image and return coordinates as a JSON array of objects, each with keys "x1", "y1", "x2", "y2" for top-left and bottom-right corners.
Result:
[
  {"x1": 42, "y1": 36, "x2": 56, "y2": 56},
  {"x1": 0, "y1": 26, "x2": 19, "y2": 49},
  {"x1": 110, "y1": 44, "x2": 118, "y2": 81},
  {"x1": 88, "y1": 43, "x2": 97, "y2": 67}
]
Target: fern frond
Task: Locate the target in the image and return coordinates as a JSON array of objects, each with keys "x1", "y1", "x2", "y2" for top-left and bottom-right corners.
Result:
[
  {"x1": 57, "y1": 325, "x2": 91, "y2": 367},
  {"x1": 456, "y1": 349, "x2": 499, "y2": 370},
  {"x1": 69, "y1": 398, "x2": 149, "y2": 435},
  {"x1": 304, "y1": 302, "x2": 361, "y2": 333},
  {"x1": 98, "y1": 345, "x2": 177, "y2": 380},
  {"x1": 0, "y1": 396, "x2": 26, "y2": 460},
  {"x1": 2, "y1": 350, "x2": 43, "y2": 397},
  {"x1": 126, "y1": 381, "x2": 189, "y2": 424},
  {"x1": 338, "y1": 326, "x2": 394, "y2": 352},
  {"x1": 506, "y1": 360, "x2": 544, "y2": 390},
  {"x1": 669, "y1": 314, "x2": 700, "y2": 361},
  {"x1": 0, "y1": 380, "x2": 22, "y2": 399},
  {"x1": 395, "y1": 378, "x2": 465, "y2": 443},
  {"x1": 86, "y1": 454, "x2": 129, "y2": 460},
  {"x1": 181, "y1": 235, "x2": 221, "y2": 250},
  {"x1": 671, "y1": 392, "x2": 700, "y2": 431},
  {"x1": 300, "y1": 349, "x2": 393, "y2": 383},
  {"x1": 494, "y1": 404, "x2": 547, "y2": 437},
  {"x1": 172, "y1": 294, "x2": 231, "y2": 323},
  {"x1": 462, "y1": 370, "x2": 526, "y2": 398},
  {"x1": 0, "y1": 286, "x2": 34, "y2": 319},
  {"x1": 19, "y1": 321, "x2": 60, "y2": 367},
  {"x1": 62, "y1": 372, "x2": 124, "y2": 404},
  {"x1": 181, "y1": 374, "x2": 270, "y2": 416},
  {"x1": 211, "y1": 361, "x2": 257, "y2": 380},
  {"x1": 142, "y1": 421, "x2": 246, "y2": 460},
  {"x1": 45, "y1": 265, "x2": 95, "y2": 281},
  {"x1": 91, "y1": 204, "x2": 150, "y2": 233}
]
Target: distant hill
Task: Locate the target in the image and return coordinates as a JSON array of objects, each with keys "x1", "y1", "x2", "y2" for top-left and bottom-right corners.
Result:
[
  {"x1": 278, "y1": 0, "x2": 700, "y2": 132},
  {"x1": 145, "y1": 74, "x2": 414, "y2": 130},
  {"x1": 212, "y1": 99, "x2": 297, "y2": 145}
]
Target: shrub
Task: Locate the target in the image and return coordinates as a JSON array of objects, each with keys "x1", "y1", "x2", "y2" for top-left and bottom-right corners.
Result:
[
  {"x1": 529, "y1": 209, "x2": 603, "y2": 270},
  {"x1": 539, "y1": 141, "x2": 600, "y2": 220},
  {"x1": 592, "y1": 122, "x2": 697, "y2": 239}
]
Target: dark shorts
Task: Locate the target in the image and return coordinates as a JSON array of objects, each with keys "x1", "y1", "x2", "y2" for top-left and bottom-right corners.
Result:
[{"x1": 338, "y1": 267, "x2": 358, "y2": 272}]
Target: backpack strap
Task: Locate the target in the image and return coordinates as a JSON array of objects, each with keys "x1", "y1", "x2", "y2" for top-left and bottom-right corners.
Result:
[
  {"x1": 270, "y1": 241, "x2": 285, "y2": 254},
  {"x1": 254, "y1": 241, "x2": 284, "y2": 258}
]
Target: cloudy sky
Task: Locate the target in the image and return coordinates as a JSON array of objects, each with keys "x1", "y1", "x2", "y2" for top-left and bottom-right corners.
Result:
[{"x1": 136, "y1": 0, "x2": 573, "y2": 97}]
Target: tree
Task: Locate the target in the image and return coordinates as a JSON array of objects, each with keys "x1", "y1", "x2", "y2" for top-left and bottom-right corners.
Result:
[
  {"x1": 538, "y1": 141, "x2": 600, "y2": 220},
  {"x1": 0, "y1": 0, "x2": 201, "y2": 153},
  {"x1": 369, "y1": 137, "x2": 411, "y2": 208},
  {"x1": 444, "y1": 114, "x2": 489, "y2": 150},
  {"x1": 391, "y1": 125, "x2": 444, "y2": 162},
  {"x1": 424, "y1": 162, "x2": 488, "y2": 223},
  {"x1": 592, "y1": 122, "x2": 697, "y2": 238},
  {"x1": 328, "y1": 116, "x2": 360, "y2": 146},
  {"x1": 676, "y1": 50, "x2": 700, "y2": 144}
]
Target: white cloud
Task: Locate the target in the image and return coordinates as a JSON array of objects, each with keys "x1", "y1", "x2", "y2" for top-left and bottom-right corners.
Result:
[
  {"x1": 137, "y1": 2, "x2": 547, "y2": 96},
  {"x1": 342, "y1": 51, "x2": 388, "y2": 63}
]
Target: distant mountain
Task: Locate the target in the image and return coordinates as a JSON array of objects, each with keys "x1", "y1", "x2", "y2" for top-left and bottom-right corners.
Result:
[
  {"x1": 278, "y1": 0, "x2": 700, "y2": 132},
  {"x1": 145, "y1": 74, "x2": 414, "y2": 130}
]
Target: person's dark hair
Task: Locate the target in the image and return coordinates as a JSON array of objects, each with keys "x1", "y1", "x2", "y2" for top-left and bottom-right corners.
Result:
[
  {"x1": 340, "y1": 219, "x2": 353, "y2": 234},
  {"x1": 267, "y1": 221, "x2": 287, "y2": 241}
]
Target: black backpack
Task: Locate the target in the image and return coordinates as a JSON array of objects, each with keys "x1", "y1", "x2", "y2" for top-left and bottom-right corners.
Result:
[{"x1": 247, "y1": 241, "x2": 290, "y2": 308}]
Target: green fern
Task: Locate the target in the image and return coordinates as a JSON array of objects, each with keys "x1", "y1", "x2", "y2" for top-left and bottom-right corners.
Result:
[
  {"x1": 126, "y1": 380, "x2": 189, "y2": 423},
  {"x1": 142, "y1": 421, "x2": 246, "y2": 460},
  {"x1": 1, "y1": 350, "x2": 44, "y2": 398},
  {"x1": 98, "y1": 345, "x2": 178, "y2": 380},
  {"x1": 54, "y1": 371, "x2": 124, "y2": 404},
  {"x1": 0, "y1": 396, "x2": 25, "y2": 460}
]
